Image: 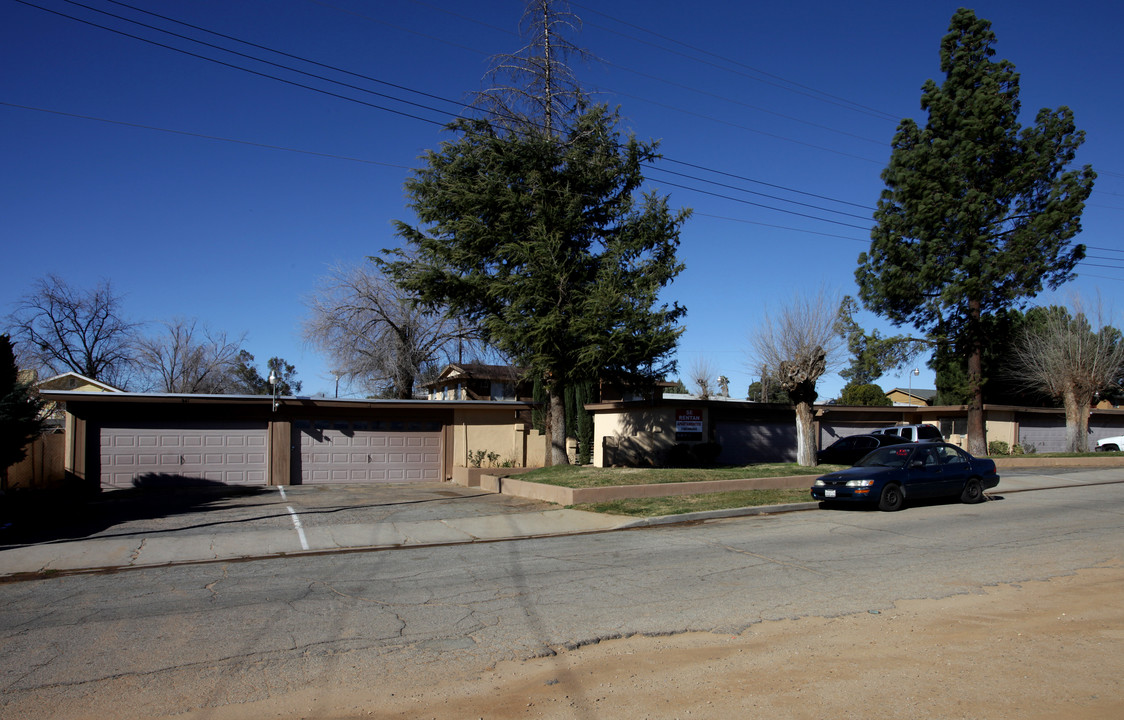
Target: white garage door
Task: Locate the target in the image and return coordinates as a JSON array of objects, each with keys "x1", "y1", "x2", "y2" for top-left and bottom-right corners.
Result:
[
  {"x1": 100, "y1": 422, "x2": 269, "y2": 488},
  {"x1": 295, "y1": 419, "x2": 442, "y2": 484}
]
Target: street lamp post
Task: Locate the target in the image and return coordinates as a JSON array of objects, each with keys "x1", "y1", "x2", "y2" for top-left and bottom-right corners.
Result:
[
  {"x1": 268, "y1": 369, "x2": 279, "y2": 412},
  {"x1": 908, "y1": 368, "x2": 920, "y2": 406}
]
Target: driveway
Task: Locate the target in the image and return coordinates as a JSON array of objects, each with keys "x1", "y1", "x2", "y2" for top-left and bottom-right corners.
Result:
[{"x1": 0, "y1": 483, "x2": 558, "y2": 548}]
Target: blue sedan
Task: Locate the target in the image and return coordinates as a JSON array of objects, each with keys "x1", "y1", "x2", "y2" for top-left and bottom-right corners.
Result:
[{"x1": 811, "y1": 442, "x2": 999, "y2": 511}]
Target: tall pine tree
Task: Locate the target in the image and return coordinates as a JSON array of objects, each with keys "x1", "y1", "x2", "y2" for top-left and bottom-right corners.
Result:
[
  {"x1": 856, "y1": 8, "x2": 1094, "y2": 455},
  {"x1": 387, "y1": 107, "x2": 688, "y2": 465}
]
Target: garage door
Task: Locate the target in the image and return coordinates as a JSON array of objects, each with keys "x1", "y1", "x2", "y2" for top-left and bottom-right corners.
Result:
[
  {"x1": 819, "y1": 422, "x2": 886, "y2": 447},
  {"x1": 294, "y1": 419, "x2": 442, "y2": 484},
  {"x1": 100, "y1": 422, "x2": 269, "y2": 488},
  {"x1": 715, "y1": 421, "x2": 796, "y2": 464}
]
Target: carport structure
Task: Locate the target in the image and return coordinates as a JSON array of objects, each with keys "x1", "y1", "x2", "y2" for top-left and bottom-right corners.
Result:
[{"x1": 43, "y1": 391, "x2": 541, "y2": 490}]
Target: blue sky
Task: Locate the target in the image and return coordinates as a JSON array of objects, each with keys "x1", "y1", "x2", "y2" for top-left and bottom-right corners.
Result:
[{"x1": 3, "y1": 0, "x2": 1122, "y2": 399}]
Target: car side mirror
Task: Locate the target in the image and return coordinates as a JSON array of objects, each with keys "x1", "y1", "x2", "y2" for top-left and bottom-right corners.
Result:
[{"x1": 910, "y1": 460, "x2": 925, "y2": 469}]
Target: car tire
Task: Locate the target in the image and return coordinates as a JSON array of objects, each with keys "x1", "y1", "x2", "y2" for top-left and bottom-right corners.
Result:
[
  {"x1": 1102, "y1": 444, "x2": 1120, "y2": 452},
  {"x1": 960, "y1": 478, "x2": 984, "y2": 504},
  {"x1": 878, "y1": 484, "x2": 904, "y2": 512}
]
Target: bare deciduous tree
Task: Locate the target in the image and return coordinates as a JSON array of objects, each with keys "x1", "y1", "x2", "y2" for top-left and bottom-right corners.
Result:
[
  {"x1": 688, "y1": 356, "x2": 717, "y2": 399},
  {"x1": 304, "y1": 261, "x2": 481, "y2": 399},
  {"x1": 750, "y1": 289, "x2": 844, "y2": 466},
  {"x1": 135, "y1": 318, "x2": 244, "y2": 394},
  {"x1": 6, "y1": 274, "x2": 139, "y2": 387},
  {"x1": 1008, "y1": 298, "x2": 1124, "y2": 452}
]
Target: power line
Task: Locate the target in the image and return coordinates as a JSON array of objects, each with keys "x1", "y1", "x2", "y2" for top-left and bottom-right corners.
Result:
[
  {"x1": 17, "y1": 0, "x2": 881, "y2": 226},
  {"x1": 646, "y1": 166, "x2": 873, "y2": 221},
  {"x1": 0, "y1": 101, "x2": 413, "y2": 169},
  {"x1": 13, "y1": 0, "x2": 451, "y2": 126},
  {"x1": 310, "y1": 0, "x2": 894, "y2": 163},
  {"x1": 568, "y1": 0, "x2": 901, "y2": 122},
  {"x1": 53, "y1": 0, "x2": 461, "y2": 120}
]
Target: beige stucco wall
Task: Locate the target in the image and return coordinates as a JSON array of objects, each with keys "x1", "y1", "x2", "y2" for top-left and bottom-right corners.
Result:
[
  {"x1": 986, "y1": 410, "x2": 1017, "y2": 447},
  {"x1": 593, "y1": 406, "x2": 687, "y2": 467},
  {"x1": 451, "y1": 408, "x2": 545, "y2": 469}
]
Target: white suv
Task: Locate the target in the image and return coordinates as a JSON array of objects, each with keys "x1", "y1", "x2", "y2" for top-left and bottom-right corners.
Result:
[
  {"x1": 870, "y1": 423, "x2": 944, "y2": 443},
  {"x1": 1096, "y1": 435, "x2": 1124, "y2": 452}
]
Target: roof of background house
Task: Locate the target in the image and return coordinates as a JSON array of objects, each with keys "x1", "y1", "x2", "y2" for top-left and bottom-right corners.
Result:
[
  {"x1": 37, "y1": 371, "x2": 123, "y2": 393},
  {"x1": 422, "y1": 363, "x2": 528, "y2": 388},
  {"x1": 887, "y1": 387, "x2": 938, "y2": 401}
]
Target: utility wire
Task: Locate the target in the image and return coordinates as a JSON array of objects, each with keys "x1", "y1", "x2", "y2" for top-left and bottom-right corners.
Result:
[
  {"x1": 54, "y1": 0, "x2": 460, "y2": 120},
  {"x1": 18, "y1": 0, "x2": 880, "y2": 225},
  {"x1": 646, "y1": 165, "x2": 873, "y2": 221},
  {"x1": 0, "y1": 102, "x2": 413, "y2": 169},
  {"x1": 568, "y1": 0, "x2": 901, "y2": 122},
  {"x1": 310, "y1": 0, "x2": 894, "y2": 160},
  {"x1": 13, "y1": 0, "x2": 448, "y2": 126}
]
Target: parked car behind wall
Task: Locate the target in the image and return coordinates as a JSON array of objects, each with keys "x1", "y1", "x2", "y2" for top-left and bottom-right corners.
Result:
[
  {"x1": 869, "y1": 423, "x2": 943, "y2": 443},
  {"x1": 816, "y1": 433, "x2": 913, "y2": 466}
]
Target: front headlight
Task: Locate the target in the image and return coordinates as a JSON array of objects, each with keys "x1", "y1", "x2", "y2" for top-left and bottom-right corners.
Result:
[
  {"x1": 845, "y1": 479, "x2": 875, "y2": 488},
  {"x1": 814, "y1": 479, "x2": 826, "y2": 487}
]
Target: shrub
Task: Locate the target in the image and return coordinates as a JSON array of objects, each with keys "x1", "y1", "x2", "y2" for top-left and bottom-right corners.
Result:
[
  {"x1": 665, "y1": 444, "x2": 695, "y2": 467},
  {"x1": 988, "y1": 440, "x2": 1010, "y2": 456},
  {"x1": 691, "y1": 442, "x2": 723, "y2": 465}
]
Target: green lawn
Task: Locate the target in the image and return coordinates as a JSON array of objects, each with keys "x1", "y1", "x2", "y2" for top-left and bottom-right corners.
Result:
[{"x1": 515, "y1": 463, "x2": 844, "y2": 489}]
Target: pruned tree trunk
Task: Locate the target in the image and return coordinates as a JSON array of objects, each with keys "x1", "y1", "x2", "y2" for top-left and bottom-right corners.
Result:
[
  {"x1": 776, "y1": 348, "x2": 826, "y2": 467},
  {"x1": 794, "y1": 401, "x2": 816, "y2": 467},
  {"x1": 1062, "y1": 386, "x2": 1089, "y2": 453}
]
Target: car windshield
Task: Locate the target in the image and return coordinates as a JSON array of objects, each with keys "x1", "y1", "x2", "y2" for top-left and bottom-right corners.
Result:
[{"x1": 855, "y1": 445, "x2": 915, "y2": 468}]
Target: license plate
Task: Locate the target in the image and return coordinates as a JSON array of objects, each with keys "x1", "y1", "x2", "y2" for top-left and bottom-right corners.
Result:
[{"x1": 825, "y1": 489, "x2": 836, "y2": 498}]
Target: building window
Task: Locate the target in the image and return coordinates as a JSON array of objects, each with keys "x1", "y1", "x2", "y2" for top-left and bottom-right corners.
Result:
[{"x1": 941, "y1": 417, "x2": 967, "y2": 436}]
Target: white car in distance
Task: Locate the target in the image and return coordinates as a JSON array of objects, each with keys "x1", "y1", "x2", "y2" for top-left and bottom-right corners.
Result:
[{"x1": 1096, "y1": 435, "x2": 1124, "y2": 452}]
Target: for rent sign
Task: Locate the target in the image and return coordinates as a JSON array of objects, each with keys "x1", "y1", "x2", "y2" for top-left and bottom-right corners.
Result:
[{"x1": 675, "y1": 408, "x2": 703, "y2": 441}]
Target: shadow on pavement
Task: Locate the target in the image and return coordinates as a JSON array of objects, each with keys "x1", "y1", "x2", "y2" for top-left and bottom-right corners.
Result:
[
  {"x1": 815, "y1": 494, "x2": 1006, "y2": 512},
  {"x1": 0, "y1": 474, "x2": 273, "y2": 547}
]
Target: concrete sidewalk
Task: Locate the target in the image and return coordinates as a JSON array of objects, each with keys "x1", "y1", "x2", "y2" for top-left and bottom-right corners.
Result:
[{"x1": 1, "y1": 470, "x2": 1120, "y2": 579}]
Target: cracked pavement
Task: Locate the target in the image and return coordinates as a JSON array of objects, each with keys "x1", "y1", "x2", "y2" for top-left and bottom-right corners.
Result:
[{"x1": 1, "y1": 482, "x2": 1122, "y2": 719}]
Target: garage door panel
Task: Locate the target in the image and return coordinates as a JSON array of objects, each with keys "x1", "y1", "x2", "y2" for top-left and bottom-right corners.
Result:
[
  {"x1": 295, "y1": 420, "x2": 442, "y2": 484},
  {"x1": 100, "y1": 422, "x2": 268, "y2": 489}
]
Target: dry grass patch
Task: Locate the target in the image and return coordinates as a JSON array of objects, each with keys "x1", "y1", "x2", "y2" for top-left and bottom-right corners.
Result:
[{"x1": 571, "y1": 488, "x2": 815, "y2": 517}]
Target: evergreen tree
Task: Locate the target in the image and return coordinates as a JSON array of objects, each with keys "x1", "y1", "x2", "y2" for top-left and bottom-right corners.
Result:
[
  {"x1": 1, "y1": 335, "x2": 44, "y2": 490},
  {"x1": 840, "y1": 383, "x2": 892, "y2": 407},
  {"x1": 386, "y1": 106, "x2": 688, "y2": 465},
  {"x1": 836, "y1": 296, "x2": 927, "y2": 387},
  {"x1": 856, "y1": 9, "x2": 1094, "y2": 455}
]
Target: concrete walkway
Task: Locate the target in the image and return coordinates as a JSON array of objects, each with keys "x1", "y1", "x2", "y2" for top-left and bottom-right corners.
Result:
[{"x1": 1, "y1": 469, "x2": 1120, "y2": 579}]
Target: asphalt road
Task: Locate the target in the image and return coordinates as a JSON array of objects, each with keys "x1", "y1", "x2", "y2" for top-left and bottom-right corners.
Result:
[{"x1": 1, "y1": 481, "x2": 1122, "y2": 719}]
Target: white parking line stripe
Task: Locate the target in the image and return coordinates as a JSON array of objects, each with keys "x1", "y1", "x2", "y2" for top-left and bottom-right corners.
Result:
[
  {"x1": 286, "y1": 506, "x2": 310, "y2": 550},
  {"x1": 278, "y1": 486, "x2": 288, "y2": 500}
]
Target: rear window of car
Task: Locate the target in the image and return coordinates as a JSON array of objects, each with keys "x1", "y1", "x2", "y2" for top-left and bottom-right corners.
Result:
[{"x1": 918, "y1": 425, "x2": 942, "y2": 440}]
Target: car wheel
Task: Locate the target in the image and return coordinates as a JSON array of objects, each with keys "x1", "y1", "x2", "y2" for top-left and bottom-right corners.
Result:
[
  {"x1": 878, "y1": 484, "x2": 904, "y2": 512},
  {"x1": 960, "y1": 478, "x2": 984, "y2": 504},
  {"x1": 1102, "y1": 444, "x2": 1120, "y2": 452}
]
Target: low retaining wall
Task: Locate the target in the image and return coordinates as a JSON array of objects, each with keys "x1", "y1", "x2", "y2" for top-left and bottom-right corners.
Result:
[
  {"x1": 479, "y1": 473, "x2": 815, "y2": 506},
  {"x1": 449, "y1": 466, "x2": 538, "y2": 488},
  {"x1": 476, "y1": 455, "x2": 1124, "y2": 506},
  {"x1": 992, "y1": 456, "x2": 1124, "y2": 469}
]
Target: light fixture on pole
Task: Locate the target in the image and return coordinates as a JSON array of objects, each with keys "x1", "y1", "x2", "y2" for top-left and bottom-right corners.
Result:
[
  {"x1": 908, "y1": 368, "x2": 920, "y2": 406},
  {"x1": 268, "y1": 369, "x2": 279, "y2": 412}
]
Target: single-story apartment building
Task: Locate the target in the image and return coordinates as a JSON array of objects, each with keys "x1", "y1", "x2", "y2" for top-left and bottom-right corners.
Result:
[
  {"x1": 40, "y1": 390, "x2": 545, "y2": 491},
  {"x1": 31, "y1": 390, "x2": 1124, "y2": 490},
  {"x1": 590, "y1": 397, "x2": 1124, "y2": 466}
]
